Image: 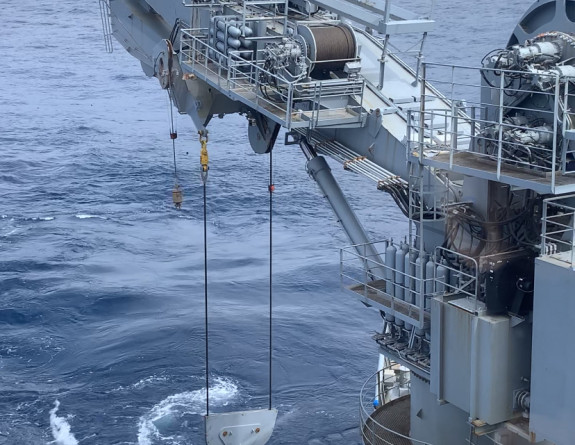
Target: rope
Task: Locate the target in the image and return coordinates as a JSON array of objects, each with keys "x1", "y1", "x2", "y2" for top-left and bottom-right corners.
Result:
[
  {"x1": 268, "y1": 149, "x2": 274, "y2": 410},
  {"x1": 167, "y1": 92, "x2": 183, "y2": 209},
  {"x1": 203, "y1": 177, "x2": 209, "y2": 415},
  {"x1": 168, "y1": 92, "x2": 178, "y2": 182},
  {"x1": 200, "y1": 131, "x2": 209, "y2": 416},
  {"x1": 199, "y1": 132, "x2": 271, "y2": 415},
  {"x1": 172, "y1": 137, "x2": 178, "y2": 180},
  {"x1": 172, "y1": 138, "x2": 178, "y2": 181}
]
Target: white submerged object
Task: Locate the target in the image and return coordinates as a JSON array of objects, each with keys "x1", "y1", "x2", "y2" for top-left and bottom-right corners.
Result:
[{"x1": 205, "y1": 409, "x2": 277, "y2": 445}]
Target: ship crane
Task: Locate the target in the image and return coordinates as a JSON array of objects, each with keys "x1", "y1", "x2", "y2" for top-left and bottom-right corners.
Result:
[{"x1": 100, "y1": 0, "x2": 575, "y2": 444}]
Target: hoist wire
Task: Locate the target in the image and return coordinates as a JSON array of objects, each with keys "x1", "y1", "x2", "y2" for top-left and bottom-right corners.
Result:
[
  {"x1": 203, "y1": 175, "x2": 210, "y2": 415},
  {"x1": 199, "y1": 130, "x2": 209, "y2": 416},
  {"x1": 201, "y1": 141, "x2": 271, "y2": 415},
  {"x1": 168, "y1": 91, "x2": 178, "y2": 182},
  {"x1": 268, "y1": 149, "x2": 273, "y2": 411},
  {"x1": 172, "y1": 138, "x2": 178, "y2": 181}
]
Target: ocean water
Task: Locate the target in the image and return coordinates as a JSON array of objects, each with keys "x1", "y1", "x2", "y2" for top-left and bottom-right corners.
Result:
[{"x1": 0, "y1": 1, "x2": 528, "y2": 444}]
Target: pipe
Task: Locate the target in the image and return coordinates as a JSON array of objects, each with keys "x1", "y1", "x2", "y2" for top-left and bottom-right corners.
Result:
[{"x1": 301, "y1": 140, "x2": 385, "y2": 278}]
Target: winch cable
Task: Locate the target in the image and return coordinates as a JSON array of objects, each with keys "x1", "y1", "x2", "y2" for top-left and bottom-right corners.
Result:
[
  {"x1": 168, "y1": 92, "x2": 183, "y2": 208},
  {"x1": 169, "y1": 95, "x2": 178, "y2": 181},
  {"x1": 268, "y1": 148, "x2": 274, "y2": 410},
  {"x1": 199, "y1": 134, "x2": 275, "y2": 415},
  {"x1": 199, "y1": 130, "x2": 210, "y2": 415}
]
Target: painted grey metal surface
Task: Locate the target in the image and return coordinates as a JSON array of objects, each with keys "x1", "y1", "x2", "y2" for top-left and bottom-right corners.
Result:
[
  {"x1": 205, "y1": 409, "x2": 277, "y2": 445},
  {"x1": 308, "y1": 0, "x2": 435, "y2": 35},
  {"x1": 509, "y1": 0, "x2": 575, "y2": 46},
  {"x1": 431, "y1": 297, "x2": 532, "y2": 425},
  {"x1": 305, "y1": 155, "x2": 385, "y2": 275},
  {"x1": 531, "y1": 257, "x2": 575, "y2": 445},
  {"x1": 102, "y1": 1, "x2": 575, "y2": 444},
  {"x1": 409, "y1": 373, "x2": 473, "y2": 445}
]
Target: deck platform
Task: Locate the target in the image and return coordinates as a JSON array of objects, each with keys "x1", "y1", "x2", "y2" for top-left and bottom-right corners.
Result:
[
  {"x1": 419, "y1": 151, "x2": 575, "y2": 195},
  {"x1": 182, "y1": 59, "x2": 365, "y2": 129},
  {"x1": 348, "y1": 279, "x2": 430, "y2": 327}
]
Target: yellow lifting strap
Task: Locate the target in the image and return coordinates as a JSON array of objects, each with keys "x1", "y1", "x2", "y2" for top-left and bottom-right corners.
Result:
[{"x1": 199, "y1": 130, "x2": 209, "y2": 183}]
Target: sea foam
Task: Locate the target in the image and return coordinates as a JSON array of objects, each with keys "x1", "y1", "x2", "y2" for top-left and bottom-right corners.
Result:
[
  {"x1": 74, "y1": 214, "x2": 107, "y2": 220},
  {"x1": 137, "y1": 377, "x2": 239, "y2": 445},
  {"x1": 28, "y1": 216, "x2": 55, "y2": 221},
  {"x1": 49, "y1": 400, "x2": 78, "y2": 445}
]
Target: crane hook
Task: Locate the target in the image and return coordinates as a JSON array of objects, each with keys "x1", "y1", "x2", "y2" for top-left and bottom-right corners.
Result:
[{"x1": 199, "y1": 130, "x2": 209, "y2": 184}]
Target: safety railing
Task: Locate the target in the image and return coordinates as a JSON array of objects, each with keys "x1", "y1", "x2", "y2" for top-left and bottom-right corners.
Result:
[
  {"x1": 98, "y1": 0, "x2": 114, "y2": 53},
  {"x1": 179, "y1": 29, "x2": 365, "y2": 129},
  {"x1": 183, "y1": 0, "x2": 218, "y2": 6},
  {"x1": 541, "y1": 193, "x2": 575, "y2": 269},
  {"x1": 360, "y1": 365, "x2": 434, "y2": 445},
  {"x1": 183, "y1": 1, "x2": 290, "y2": 30},
  {"x1": 407, "y1": 167, "x2": 450, "y2": 222},
  {"x1": 340, "y1": 240, "x2": 480, "y2": 328},
  {"x1": 369, "y1": 29, "x2": 429, "y2": 85},
  {"x1": 408, "y1": 62, "x2": 575, "y2": 191},
  {"x1": 183, "y1": 0, "x2": 227, "y2": 6},
  {"x1": 433, "y1": 246, "x2": 481, "y2": 312}
]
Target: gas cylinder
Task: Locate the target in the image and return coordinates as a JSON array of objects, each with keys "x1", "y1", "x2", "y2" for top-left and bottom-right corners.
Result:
[
  {"x1": 449, "y1": 263, "x2": 460, "y2": 292},
  {"x1": 425, "y1": 256, "x2": 436, "y2": 310},
  {"x1": 415, "y1": 253, "x2": 427, "y2": 308},
  {"x1": 394, "y1": 242, "x2": 406, "y2": 301},
  {"x1": 405, "y1": 250, "x2": 417, "y2": 305},
  {"x1": 436, "y1": 260, "x2": 449, "y2": 295},
  {"x1": 385, "y1": 240, "x2": 397, "y2": 296}
]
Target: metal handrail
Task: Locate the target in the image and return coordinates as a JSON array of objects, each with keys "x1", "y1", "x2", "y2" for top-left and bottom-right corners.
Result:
[
  {"x1": 98, "y1": 0, "x2": 114, "y2": 53},
  {"x1": 179, "y1": 29, "x2": 365, "y2": 129},
  {"x1": 340, "y1": 240, "x2": 481, "y2": 328},
  {"x1": 359, "y1": 366, "x2": 434, "y2": 445},
  {"x1": 434, "y1": 246, "x2": 480, "y2": 312},
  {"x1": 341, "y1": 242, "x2": 479, "y2": 299},
  {"x1": 541, "y1": 193, "x2": 575, "y2": 269},
  {"x1": 410, "y1": 62, "x2": 574, "y2": 190}
]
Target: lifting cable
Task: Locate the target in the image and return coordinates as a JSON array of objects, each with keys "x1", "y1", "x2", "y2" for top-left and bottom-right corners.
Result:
[
  {"x1": 268, "y1": 149, "x2": 274, "y2": 410},
  {"x1": 200, "y1": 132, "x2": 275, "y2": 416},
  {"x1": 168, "y1": 92, "x2": 183, "y2": 208},
  {"x1": 199, "y1": 130, "x2": 210, "y2": 415}
]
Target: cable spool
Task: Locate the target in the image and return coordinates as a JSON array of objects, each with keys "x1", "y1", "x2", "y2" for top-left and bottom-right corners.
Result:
[{"x1": 297, "y1": 23, "x2": 357, "y2": 77}]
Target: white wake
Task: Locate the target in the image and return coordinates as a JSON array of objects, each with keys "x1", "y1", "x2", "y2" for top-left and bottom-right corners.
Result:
[
  {"x1": 137, "y1": 377, "x2": 239, "y2": 445},
  {"x1": 74, "y1": 214, "x2": 107, "y2": 220},
  {"x1": 49, "y1": 400, "x2": 78, "y2": 445}
]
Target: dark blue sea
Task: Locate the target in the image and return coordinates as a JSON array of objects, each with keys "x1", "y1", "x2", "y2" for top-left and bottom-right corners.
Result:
[{"x1": 0, "y1": 1, "x2": 527, "y2": 444}]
